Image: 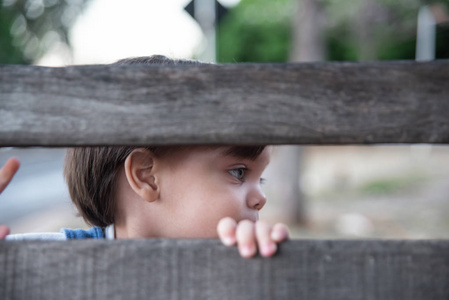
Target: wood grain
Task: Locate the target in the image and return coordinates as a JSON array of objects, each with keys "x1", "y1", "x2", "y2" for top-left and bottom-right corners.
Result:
[
  {"x1": 1, "y1": 239, "x2": 448, "y2": 300},
  {"x1": 1, "y1": 61, "x2": 448, "y2": 146}
]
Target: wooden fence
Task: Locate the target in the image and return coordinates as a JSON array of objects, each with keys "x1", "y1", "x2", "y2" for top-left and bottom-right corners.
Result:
[{"x1": 0, "y1": 61, "x2": 448, "y2": 299}]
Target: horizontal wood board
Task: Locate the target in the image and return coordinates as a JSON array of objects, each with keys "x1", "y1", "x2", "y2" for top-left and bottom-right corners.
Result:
[
  {"x1": 1, "y1": 239, "x2": 448, "y2": 300},
  {"x1": 0, "y1": 61, "x2": 448, "y2": 146}
]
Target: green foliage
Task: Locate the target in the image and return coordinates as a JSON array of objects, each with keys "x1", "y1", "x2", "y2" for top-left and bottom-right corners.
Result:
[
  {"x1": 0, "y1": 5, "x2": 27, "y2": 64},
  {"x1": 326, "y1": 23, "x2": 358, "y2": 61},
  {"x1": 325, "y1": 0, "x2": 449, "y2": 61},
  {"x1": 377, "y1": 35, "x2": 417, "y2": 60},
  {"x1": 217, "y1": 0, "x2": 294, "y2": 62},
  {"x1": 218, "y1": 0, "x2": 449, "y2": 62},
  {"x1": 0, "y1": 0, "x2": 90, "y2": 64},
  {"x1": 360, "y1": 173, "x2": 427, "y2": 195},
  {"x1": 436, "y1": 25, "x2": 449, "y2": 58}
]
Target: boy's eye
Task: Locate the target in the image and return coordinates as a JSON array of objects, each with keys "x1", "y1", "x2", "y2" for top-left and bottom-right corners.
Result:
[{"x1": 228, "y1": 168, "x2": 247, "y2": 180}]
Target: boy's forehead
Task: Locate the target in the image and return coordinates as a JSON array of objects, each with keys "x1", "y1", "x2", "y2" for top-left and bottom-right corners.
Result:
[
  {"x1": 170, "y1": 145, "x2": 270, "y2": 164},
  {"x1": 219, "y1": 146, "x2": 269, "y2": 161}
]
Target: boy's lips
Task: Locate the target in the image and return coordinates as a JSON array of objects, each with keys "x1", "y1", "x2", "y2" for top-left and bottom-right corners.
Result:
[{"x1": 241, "y1": 212, "x2": 259, "y2": 222}]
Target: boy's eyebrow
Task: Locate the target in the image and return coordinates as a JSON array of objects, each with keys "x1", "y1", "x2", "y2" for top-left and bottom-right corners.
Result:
[{"x1": 220, "y1": 146, "x2": 266, "y2": 161}]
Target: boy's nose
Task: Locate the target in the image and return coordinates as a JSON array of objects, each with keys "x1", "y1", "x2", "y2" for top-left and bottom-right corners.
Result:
[{"x1": 247, "y1": 186, "x2": 267, "y2": 210}]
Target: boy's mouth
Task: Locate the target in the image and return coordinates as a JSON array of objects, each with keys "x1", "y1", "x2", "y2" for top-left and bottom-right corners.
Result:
[{"x1": 242, "y1": 212, "x2": 258, "y2": 223}]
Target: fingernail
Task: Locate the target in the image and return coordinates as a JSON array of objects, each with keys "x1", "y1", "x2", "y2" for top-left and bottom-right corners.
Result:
[
  {"x1": 271, "y1": 231, "x2": 284, "y2": 241},
  {"x1": 240, "y1": 245, "x2": 255, "y2": 258},
  {"x1": 223, "y1": 236, "x2": 236, "y2": 246},
  {"x1": 261, "y1": 243, "x2": 277, "y2": 257}
]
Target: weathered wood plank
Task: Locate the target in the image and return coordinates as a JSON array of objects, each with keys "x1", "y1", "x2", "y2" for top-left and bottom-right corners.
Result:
[
  {"x1": 1, "y1": 61, "x2": 448, "y2": 146},
  {"x1": 0, "y1": 239, "x2": 448, "y2": 300}
]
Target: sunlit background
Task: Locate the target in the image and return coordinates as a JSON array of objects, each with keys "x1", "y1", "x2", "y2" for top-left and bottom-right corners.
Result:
[{"x1": 1, "y1": 0, "x2": 449, "y2": 239}]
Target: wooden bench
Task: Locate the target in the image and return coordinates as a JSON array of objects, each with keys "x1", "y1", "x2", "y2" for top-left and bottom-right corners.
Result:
[{"x1": 1, "y1": 61, "x2": 448, "y2": 299}]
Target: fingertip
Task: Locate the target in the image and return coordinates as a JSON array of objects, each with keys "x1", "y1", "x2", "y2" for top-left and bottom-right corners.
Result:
[
  {"x1": 217, "y1": 217, "x2": 237, "y2": 246},
  {"x1": 271, "y1": 223, "x2": 289, "y2": 242},
  {"x1": 219, "y1": 216, "x2": 237, "y2": 225},
  {"x1": 0, "y1": 225, "x2": 10, "y2": 239},
  {"x1": 239, "y1": 244, "x2": 256, "y2": 258},
  {"x1": 7, "y1": 157, "x2": 20, "y2": 169},
  {"x1": 2, "y1": 157, "x2": 20, "y2": 177},
  {"x1": 236, "y1": 220, "x2": 256, "y2": 258},
  {"x1": 222, "y1": 236, "x2": 236, "y2": 246},
  {"x1": 260, "y1": 243, "x2": 277, "y2": 257},
  {"x1": 9, "y1": 157, "x2": 20, "y2": 165}
]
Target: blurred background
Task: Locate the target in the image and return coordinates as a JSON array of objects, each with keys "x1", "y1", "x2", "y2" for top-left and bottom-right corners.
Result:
[{"x1": 1, "y1": 0, "x2": 448, "y2": 239}]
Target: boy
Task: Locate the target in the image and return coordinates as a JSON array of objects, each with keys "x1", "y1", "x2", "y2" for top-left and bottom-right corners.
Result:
[{"x1": 0, "y1": 56, "x2": 289, "y2": 258}]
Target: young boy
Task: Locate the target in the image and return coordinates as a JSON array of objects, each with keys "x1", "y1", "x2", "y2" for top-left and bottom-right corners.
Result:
[{"x1": 0, "y1": 56, "x2": 289, "y2": 258}]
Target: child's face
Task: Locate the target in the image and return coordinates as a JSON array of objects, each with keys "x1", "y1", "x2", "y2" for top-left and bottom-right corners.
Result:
[{"x1": 149, "y1": 147, "x2": 271, "y2": 238}]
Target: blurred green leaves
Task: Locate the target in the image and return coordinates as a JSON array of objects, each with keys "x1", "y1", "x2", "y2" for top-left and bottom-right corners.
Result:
[
  {"x1": 217, "y1": 0, "x2": 294, "y2": 62},
  {"x1": 217, "y1": 0, "x2": 449, "y2": 62},
  {"x1": 360, "y1": 173, "x2": 428, "y2": 195},
  {"x1": 0, "y1": 0, "x2": 90, "y2": 64}
]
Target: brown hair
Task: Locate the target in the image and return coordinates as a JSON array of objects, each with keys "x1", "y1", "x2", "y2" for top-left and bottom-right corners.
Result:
[
  {"x1": 64, "y1": 55, "x2": 265, "y2": 227},
  {"x1": 114, "y1": 55, "x2": 202, "y2": 66},
  {"x1": 64, "y1": 146, "x2": 171, "y2": 227}
]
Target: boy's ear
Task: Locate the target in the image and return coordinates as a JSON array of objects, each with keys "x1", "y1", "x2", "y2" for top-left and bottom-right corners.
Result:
[{"x1": 124, "y1": 148, "x2": 159, "y2": 202}]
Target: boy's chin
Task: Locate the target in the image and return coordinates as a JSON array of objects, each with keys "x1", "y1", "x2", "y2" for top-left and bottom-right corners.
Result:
[{"x1": 240, "y1": 213, "x2": 259, "y2": 223}]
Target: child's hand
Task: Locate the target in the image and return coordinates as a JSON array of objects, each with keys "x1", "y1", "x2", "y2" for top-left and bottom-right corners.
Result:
[
  {"x1": 0, "y1": 158, "x2": 20, "y2": 239},
  {"x1": 217, "y1": 217, "x2": 289, "y2": 258}
]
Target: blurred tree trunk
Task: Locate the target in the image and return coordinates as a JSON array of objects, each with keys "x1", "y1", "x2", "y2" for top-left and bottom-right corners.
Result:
[
  {"x1": 290, "y1": 0, "x2": 326, "y2": 62},
  {"x1": 266, "y1": 0, "x2": 326, "y2": 226},
  {"x1": 355, "y1": 0, "x2": 389, "y2": 61}
]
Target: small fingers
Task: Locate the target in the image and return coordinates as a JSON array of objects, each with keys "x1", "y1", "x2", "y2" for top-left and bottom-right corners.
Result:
[
  {"x1": 217, "y1": 217, "x2": 237, "y2": 246},
  {"x1": 0, "y1": 158, "x2": 20, "y2": 194},
  {"x1": 220, "y1": 219, "x2": 290, "y2": 259},
  {"x1": 255, "y1": 221, "x2": 277, "y2": 257},
  {"x1": 0, "y1": 225, "x2": 10, "y2": 239},
  {"x1": 236, "y1": 220, "x2": 256, "y2": 258}
]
